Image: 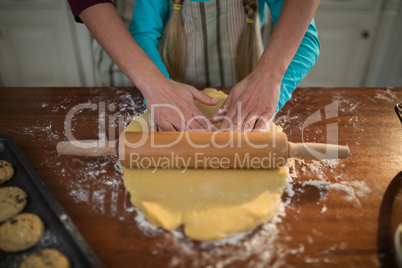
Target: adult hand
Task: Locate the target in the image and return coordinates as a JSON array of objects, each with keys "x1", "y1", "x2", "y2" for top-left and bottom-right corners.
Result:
[
  {"x1": 141, "y1": 78, "x2": 219, "y2": 132},
  {"x1": 210, "y1": 71, "x2": 280, "y2": 132},
  {"x1": 79, "y1": 4, "x2": 218, "y2": 132},
  {"x1": 209, "y1": 0, "x2": 321, "y2": 132}
]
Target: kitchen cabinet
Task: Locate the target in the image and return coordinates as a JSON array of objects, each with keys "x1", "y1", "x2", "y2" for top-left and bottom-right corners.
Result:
[
  {"x1": 364, "y1": 0, "x2": 402, "y2": 87},
  {"x1": 0, "y1": 0, "x2": 86, "y2": 86},
  {"x1": 300, "y1": 0, "x2": 383, "y2": 87}
]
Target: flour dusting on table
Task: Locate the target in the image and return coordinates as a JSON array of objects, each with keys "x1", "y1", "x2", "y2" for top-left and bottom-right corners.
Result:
[
  {"x1": 8, "y1": 89, "x2": 144, "y2": 217},
  {"x1": 59, "y1": 89, "x2": 144, "y2": 216}
]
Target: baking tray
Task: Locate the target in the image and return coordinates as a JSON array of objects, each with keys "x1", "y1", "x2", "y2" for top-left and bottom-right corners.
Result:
[{"x1": 0, "y1": 134, "x2": 103, "y2": 268}]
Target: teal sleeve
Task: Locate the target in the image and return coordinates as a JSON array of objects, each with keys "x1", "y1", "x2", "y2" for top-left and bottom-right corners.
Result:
[
  {"x1": 264, "y1": 0, "x2": 320, "y2": 113},
  {"x1": 128, "y1": 0, "x2": 171, "y2": 78}
]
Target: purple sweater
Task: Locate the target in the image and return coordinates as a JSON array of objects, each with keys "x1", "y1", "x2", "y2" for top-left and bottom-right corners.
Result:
[{"x1": 67, "y1": 0, "x2": 113, "y2": 22}]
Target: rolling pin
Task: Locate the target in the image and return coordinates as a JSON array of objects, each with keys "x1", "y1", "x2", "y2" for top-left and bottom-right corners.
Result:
[{"x1": 57, "y1": 131, "x2": 350, "y2": 169}]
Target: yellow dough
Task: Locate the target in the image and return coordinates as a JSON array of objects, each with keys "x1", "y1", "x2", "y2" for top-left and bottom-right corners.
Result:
[{"x1": 122, "y1": 88, "x2": 288, "y2": 241}]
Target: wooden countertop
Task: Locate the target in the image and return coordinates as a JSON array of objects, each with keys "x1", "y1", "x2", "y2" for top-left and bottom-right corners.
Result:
[{"x1": 0, "y1": 87, "x2": 401, "y2": 267}]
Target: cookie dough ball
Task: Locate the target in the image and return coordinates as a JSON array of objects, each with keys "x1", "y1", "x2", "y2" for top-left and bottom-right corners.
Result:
[
  {"x1": 0, "y1": 160, "x2": 14, "y2": 184},
  {"x1": 0, "y1": 187, "x2": 28, "y2": 222},
  {"x1": 19, "y1": 248, "x2": 70, "y2": 268},
  {"x1": 0, "y1": 213, "x2": 45, "y2": 252}
]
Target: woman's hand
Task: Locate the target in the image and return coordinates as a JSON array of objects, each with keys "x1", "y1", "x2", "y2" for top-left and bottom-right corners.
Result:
[
  {"x1": 79, "y1": 3, "x2": 218, "y2": 132},
  {"x1": 141, "y1": 78, "x2": 219, "y2": 132},
  {"x1": 210, "y1": 0, "x2": 320, "y2": 132},
  {"x1": 210, "y1": 71, "x2": 281, "y2": 132}
]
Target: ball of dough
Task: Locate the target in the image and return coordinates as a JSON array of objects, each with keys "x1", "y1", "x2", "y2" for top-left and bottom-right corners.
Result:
[
  {"x1": 19, "y1": 248, "x2": 70, "y2": 268},
  {"x1": 0, "y1": 213, "x2": 45, "y2": 252},
  {"x1": 0, "y1": 186, "x2": 28, "y2": 222},
  {"x1": 0, "y1": 160, "x2": 15, "y2": 184}
]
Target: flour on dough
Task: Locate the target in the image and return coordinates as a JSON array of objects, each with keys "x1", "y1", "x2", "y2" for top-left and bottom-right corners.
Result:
[{"x1": 122, "y1": 88, "x2": 288, "y2": 241}]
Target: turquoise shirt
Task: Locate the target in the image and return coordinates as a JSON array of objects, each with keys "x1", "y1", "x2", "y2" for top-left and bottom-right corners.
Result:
[{"x1": 129, "y1": 0, "x2": 320, "y2": 113}]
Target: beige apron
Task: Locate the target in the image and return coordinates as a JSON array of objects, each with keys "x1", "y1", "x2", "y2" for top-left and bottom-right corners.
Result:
[
  {"x1": 93, "y1": 0, "x2": 137, "y2": 87},
  {"x1": 94, "y1": 0, "x2": 263, "y2": 87},
  {"x1": 181, "y1": 0, "x2": 263, "y2": 88}
]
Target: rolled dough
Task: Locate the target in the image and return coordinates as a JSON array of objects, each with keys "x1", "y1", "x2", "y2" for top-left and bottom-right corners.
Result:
[{"x1": 122, "y1": 88, "x2": 288, "y2": 241}]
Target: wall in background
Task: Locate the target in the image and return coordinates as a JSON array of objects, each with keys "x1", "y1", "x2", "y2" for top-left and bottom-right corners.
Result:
[
  {"x1": 0, "y1": 0, "x2": 94, "y2": 87},
  {"x1": 364, "y1": 0, "x2": 402, "y2": 87},
  {"x1": 300, "y1": 0, "x2": 402, "y2": 87}
]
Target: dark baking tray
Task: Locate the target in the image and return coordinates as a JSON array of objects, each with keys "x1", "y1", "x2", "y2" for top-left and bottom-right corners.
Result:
[{"x1": 0, "y1": 134, "x2": 103, "y2": 268}]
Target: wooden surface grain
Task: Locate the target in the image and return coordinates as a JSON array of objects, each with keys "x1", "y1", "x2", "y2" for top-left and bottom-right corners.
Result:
[{"x1": 0, "y1": 87, "x2": 401, "y2": 267}]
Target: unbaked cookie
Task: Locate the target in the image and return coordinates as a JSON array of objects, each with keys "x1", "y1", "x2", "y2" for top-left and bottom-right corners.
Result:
[
  {"x1": 0, "y1": 187, "x2": 28, "y2": 222},
  {"x1": 0, "y1": 160, "x2": 14, "y2": 184},
  {"x1": 19, "y1": 248, "x2": 70, "y2": 268},
  {"x1": 0, "y1": 213, "x2": 45, "y2": 252}
]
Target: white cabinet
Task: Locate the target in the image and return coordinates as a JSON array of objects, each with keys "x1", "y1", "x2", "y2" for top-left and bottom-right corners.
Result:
[
  {"x1": 300, "y1": 0, "x2": 383, "y2": 87},
  {"x1": 364, "y1": 0, "x2": 402, "y2": 87},
  {"x1": 0, "y1": 0, "x2": 85, "y2": 86}
]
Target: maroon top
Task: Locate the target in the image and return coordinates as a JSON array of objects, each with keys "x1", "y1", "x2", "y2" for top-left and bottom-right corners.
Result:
[{"x1": 67, "y1": 0, "x2": 113, "y2": 22}]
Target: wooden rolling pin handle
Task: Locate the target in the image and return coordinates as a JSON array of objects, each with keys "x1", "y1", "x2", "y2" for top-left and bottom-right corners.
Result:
[
  {"x1": 56, "y1": 140, "x2": 118, "y2": 157},
  {"x1": 288, "y1": 142, "x2": 350, "y2": 160}
]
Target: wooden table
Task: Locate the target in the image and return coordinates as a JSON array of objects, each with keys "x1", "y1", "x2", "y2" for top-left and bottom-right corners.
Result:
[{"x1": 0, "y1": 87, "x2": 401, "y2": 267}]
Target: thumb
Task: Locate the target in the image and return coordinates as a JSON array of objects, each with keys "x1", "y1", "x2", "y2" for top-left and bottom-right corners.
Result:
[{"x1": 190, "y1": 87, "x2": 219, "y2": 106}]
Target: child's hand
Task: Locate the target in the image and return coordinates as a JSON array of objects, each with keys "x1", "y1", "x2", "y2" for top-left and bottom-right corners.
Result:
[
  {"x1": 141, "y1": 78, "x2": 219, "y2": 132},
  {"x1": 210, "y1": 71, "x2": 280, "y2": 132}
]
